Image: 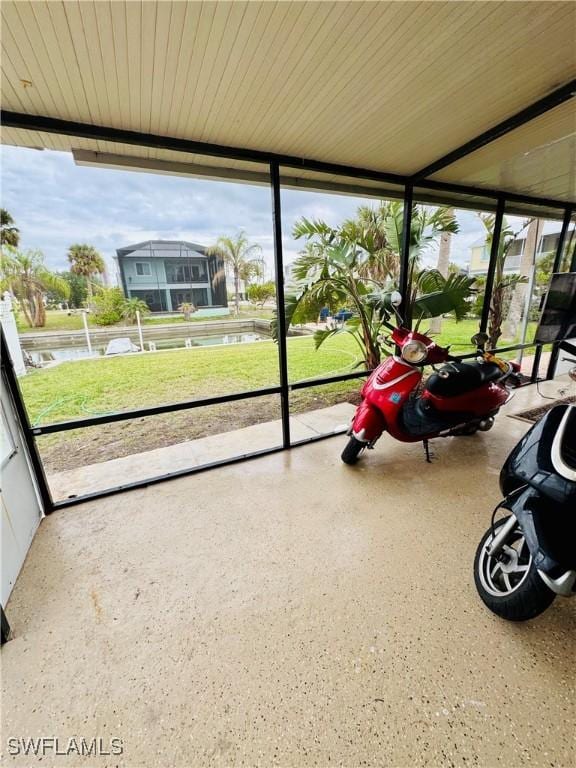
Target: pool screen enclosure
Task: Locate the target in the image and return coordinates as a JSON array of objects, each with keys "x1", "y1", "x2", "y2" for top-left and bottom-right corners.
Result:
[{"x1": 1, "y1": 78, "x2": 575, "y2": 513}]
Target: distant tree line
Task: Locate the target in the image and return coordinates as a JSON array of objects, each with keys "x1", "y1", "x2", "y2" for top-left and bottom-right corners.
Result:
[{"x1": 0, "y1": 207, "x2": 112, "y2": 327}]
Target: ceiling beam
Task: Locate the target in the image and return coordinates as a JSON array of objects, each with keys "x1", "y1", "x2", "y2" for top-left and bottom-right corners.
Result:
[
  {"x1": 76, "y1": 149, "x2": 560, "y2": 216},
  {"x1": 411, "y1": 79, "x2": 576, "y2": 180},
  {"x1": 0, "y1": 110, "x2": 406, "y2": 187}
]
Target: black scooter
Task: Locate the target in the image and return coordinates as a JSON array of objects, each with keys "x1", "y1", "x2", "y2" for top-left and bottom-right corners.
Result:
[{"x1": 473, "y1": 403, "x2": 576, "y2": 621}]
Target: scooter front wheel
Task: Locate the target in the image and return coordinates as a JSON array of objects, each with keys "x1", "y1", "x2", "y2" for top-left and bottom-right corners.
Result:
[
  {"x1": 473, "y1": 516, "x2": 555, "y2": 621},
  {"x1": 341, "y1": 436, "x2": 367, "y2": 465}
]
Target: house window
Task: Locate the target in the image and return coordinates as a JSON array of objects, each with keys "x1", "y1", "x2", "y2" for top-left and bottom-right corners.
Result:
[
  {"x1": 170, "y1": 288, "x2": 209, "y2": 308},
  {"x1": 193, "y1": 288, "x2": 209, "y2": 307},
  {"x1": 165, "y1": 259, "x2": 208, "y2": 283},
  {"x1": 135, "y1": 262, "x2": 151, "y2": 276},
  {"x1": 130, "y1": 289, "x2": 168, "y2": 312},
  {"x1": 538, "y1": 234, "x2": 559, "y2": 256}
]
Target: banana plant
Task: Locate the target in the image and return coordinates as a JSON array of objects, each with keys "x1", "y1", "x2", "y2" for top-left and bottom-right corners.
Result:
[{"x1": 274, "y1": 209, "x2": 474, "y2": 369}]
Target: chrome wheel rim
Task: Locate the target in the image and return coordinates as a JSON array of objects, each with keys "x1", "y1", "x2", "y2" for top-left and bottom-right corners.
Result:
[{"x1": 478, "y1": 520, "x2": 532, "y2": 598}]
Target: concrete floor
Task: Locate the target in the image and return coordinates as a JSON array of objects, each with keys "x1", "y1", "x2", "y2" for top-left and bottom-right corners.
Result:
[{"x1": 2, "y1": 378, "x2": 575, "y2": 767}]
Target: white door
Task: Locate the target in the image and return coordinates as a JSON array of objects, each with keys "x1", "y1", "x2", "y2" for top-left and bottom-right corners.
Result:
[{"x1": 1, "y1": 371, "x2": 43, "y2": 607}]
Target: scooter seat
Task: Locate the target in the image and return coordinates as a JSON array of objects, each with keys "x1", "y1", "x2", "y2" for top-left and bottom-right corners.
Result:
[
  {"x1": 401, "y1": 396, "x2": 471, "y2": 436},
  {"x1": 425, "y1": 361, "x2": 504, "y2": 397}
]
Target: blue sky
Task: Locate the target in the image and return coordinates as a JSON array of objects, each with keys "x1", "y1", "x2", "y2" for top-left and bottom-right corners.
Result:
[{"x1": 1, "y1": 145, "x2": 493, "y2": 282}]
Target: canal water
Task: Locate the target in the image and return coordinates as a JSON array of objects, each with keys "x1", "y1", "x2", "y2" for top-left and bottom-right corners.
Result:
[{"x1": 27, "y1": 331, "x2": 271, "y2": 364}]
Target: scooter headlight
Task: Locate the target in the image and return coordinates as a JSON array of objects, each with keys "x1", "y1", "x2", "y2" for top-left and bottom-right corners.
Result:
[{"x1": 402, "y1": 340, "x2": 427, "y2": 364}]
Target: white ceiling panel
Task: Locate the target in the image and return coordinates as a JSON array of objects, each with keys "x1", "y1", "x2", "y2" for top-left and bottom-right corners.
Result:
[
  {"x1": 1, "y1": 1, "x2": 575, "y2": 201},
  {"x1": 432, "y1": 100, "x2": 576, "y2": 202}
]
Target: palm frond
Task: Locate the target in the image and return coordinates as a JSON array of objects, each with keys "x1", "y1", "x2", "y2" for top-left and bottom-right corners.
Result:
[
  {"x1": 292, "y1": 217, "x2": 336, "y2": 241},
  {"x1": 382, "y1": 202, "x2": 403, "y2": 256},
  {"x1": 313, "y1": 327, "x2": 344, "y2": 350},
  {"x1": 37, "y1": 269, "x2": 70, "y2": 299},
  {"x1": 415, "y1": 268, "x2": 446, "y2": 294},
  {"x1": 414, "y1": 272, "x2": 476, "y2": 321}
]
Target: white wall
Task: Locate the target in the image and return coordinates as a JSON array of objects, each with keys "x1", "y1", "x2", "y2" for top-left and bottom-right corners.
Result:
[
  {"x1": 0, "y1": 293, "x2": 26, "y2": 377},
  {"x1": 1, "y1": 371, "x2": 43, "y2": 606}
]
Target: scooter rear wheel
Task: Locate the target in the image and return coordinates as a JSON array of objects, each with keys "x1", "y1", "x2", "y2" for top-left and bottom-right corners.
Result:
[
  {"x1": 341, "y1": 436, "x2": 366, "y2": 465},
  {"x1": 473, "y1": 516, "x2": 556, "y2": 621}
]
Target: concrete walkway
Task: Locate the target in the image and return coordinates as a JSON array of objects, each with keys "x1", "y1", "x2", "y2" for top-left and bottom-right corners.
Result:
[{"x1": 48, "y1": 404, "x2": 356, "y2": 500}]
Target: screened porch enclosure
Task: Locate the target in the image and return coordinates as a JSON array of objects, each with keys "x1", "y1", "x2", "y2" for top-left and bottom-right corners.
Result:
[
  {"x1": 0, "y1": 0, "x2": 574, "y2": 511},
  {"x1": 1, "y1": 3, "x2": 576, "y2": 766}
]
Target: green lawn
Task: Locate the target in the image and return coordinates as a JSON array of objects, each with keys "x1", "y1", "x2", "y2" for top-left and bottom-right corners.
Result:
[
  {"x1": 24, "y1": 334, "x2": 364, "y2": 472},
  {"x1": 20, "y1": 316, "x2": 538, "y2": 426},
  {"x1": 21, "y1": 334, "x2": 362, "y2": 424},
  {"x1": 17, "y1": 311, "x2": 91, "y2": 332},
  {"x1": 143, "y1": 306, "x2": 275, "y2": 325},
  {"x1": 430, "y1": 318, "x2": 538, "y2": 353},
  {"x1": 22, "y1": 316, "x2": 541, "y2": 474}
]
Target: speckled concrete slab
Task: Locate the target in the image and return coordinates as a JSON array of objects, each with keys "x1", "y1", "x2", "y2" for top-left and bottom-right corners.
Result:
[{"x1": 2, "y1": 379, "x2": 575, "y2": 767}]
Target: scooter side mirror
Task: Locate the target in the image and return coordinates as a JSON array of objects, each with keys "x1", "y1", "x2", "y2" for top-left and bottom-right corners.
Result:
[
  {"x1": 471, "y1": 332, "x2": 489, "y2": 349},
  {"x1": 379, "y1": 291, "x2": 402, "y2": 312}
]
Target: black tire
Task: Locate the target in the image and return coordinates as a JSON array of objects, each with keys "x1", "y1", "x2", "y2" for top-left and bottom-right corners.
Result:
[
  {"x1": 341, "y1": 436, "x2": 366, "y2": 465},
  {"x1": 473, "y1": 516, "x2": 556, "y2": 621}
]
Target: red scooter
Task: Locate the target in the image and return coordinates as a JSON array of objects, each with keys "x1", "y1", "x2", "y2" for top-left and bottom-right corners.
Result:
[{"x1": 342, "y1": 319, "x2": 520, "y2": 465}]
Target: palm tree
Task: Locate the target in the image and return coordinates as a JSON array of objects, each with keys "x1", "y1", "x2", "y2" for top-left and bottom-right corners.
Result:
[
  {"x1": 179, "y1": 302, "x2": 196, "y2": 321},
  {"x1": 478, "y1": 214, "x2": 529, "y2": 348},
  {"x1": 281, "y1": 207, "x2": 473, "y2": 369},
  {"x1": 1, "y1": 209, "x2": 20, "y2": 247},
  {"x1": 67, "y1": 244, "x2": 105, "y2": 305},
  {"x1": 338, "y1": 201, "x2": 458, "y2": 313},
  {"x1": 503, "y1": 217, "x2": 539, "y2": 340},
  {"x1": 363, "y1": 202, "x2": 459, "y2": 323},
  {"x1": 121, "y1": 297, "x2": 150, "y2": 325},
  {"x1": 1, "y1": 246, "x2": 69, "y2": 327},
  {"x1": 429, "y1": 207, "x2": 454, "y2": 333},
  {"x1": 208, "y1": 232, "x2": 262, "y2": 316},
  {"x1": 339, "y1": 206, "x2": 400, "y2": 283}
]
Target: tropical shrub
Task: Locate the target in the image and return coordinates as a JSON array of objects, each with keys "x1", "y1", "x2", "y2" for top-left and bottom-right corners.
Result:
[
  {"x1": 121, "y1": 297, "x2": 150, "y2": 324},
  {"x1": 247, "y1": 281, "x2": 276, "y2": 307},
  {"x1": 63, "y1": 271, "x2": 88, "y2": 308},
  {"x1": 179, "y1": 302, "x2": 196, "y2": 320},
  {"x1": 92, "y1": 287, "x2": 125, "y2": 326}
]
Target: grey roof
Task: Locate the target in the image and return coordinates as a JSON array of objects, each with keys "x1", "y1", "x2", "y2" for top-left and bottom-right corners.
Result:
[{"x1": 115, "y1": 240, "x2": 208, "y2": 258}]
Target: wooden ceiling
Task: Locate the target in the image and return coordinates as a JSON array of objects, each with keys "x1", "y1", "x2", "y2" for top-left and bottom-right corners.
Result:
[{"x1": 1, "y1": 1, "x2": 575, "y2": 202}]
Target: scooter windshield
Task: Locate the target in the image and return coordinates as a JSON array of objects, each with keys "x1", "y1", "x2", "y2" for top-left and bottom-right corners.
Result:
[{"x1": 502, "y1": 404, "x2": 576, "y2": 504}]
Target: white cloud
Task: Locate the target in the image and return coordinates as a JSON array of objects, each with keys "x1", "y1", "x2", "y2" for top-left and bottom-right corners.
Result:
[
  {"x1": 0, "y1": 146, "x2": 378, "y2": 281},
  {"x1": 6, "y1": 146, "x2": 556, "y2": 284}
]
